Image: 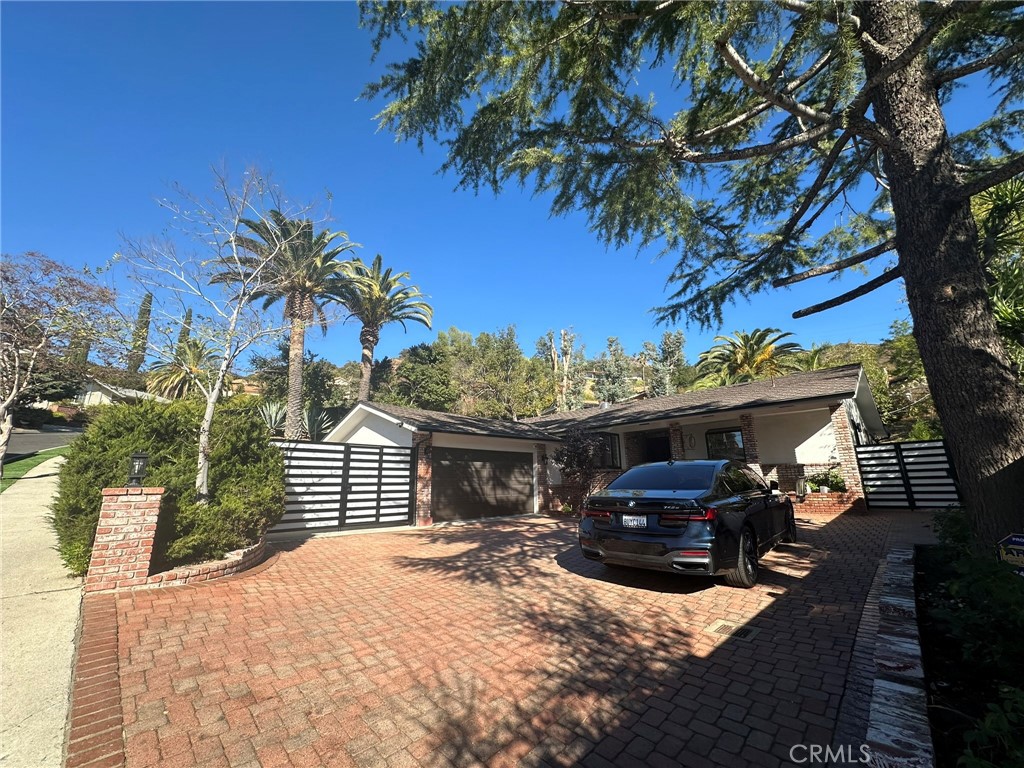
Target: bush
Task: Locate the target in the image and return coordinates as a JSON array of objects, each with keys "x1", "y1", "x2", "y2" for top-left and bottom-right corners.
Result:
[
  {"x1": 805, "y1": 467, "x2": 847, "y2": 492},
  {"x1": 919, "y1": 508, "x2": 1024, "y2": 768},
  {"x1": 13, "y1": 407, "x2": 50, "y2": 429},
  {"x1": 51, "y1": 398, "x2": 284, "y2": 576}
]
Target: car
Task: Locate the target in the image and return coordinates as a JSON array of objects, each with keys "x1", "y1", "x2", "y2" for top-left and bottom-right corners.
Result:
[{"x1": 578, "y1": 460, "x2": 796, "y2": 588}]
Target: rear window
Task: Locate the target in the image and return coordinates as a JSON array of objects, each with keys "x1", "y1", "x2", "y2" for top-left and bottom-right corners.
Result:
[{"x1": 606, "y1": 463, "x2": 716, "y2": 491}]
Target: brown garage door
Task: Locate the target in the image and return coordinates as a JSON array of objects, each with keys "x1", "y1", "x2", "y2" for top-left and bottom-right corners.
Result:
[{"x1": 431, "y1": 447, "x2": 534, "y2": 522}]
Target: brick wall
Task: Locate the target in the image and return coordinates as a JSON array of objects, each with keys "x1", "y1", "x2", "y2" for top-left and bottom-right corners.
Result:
[
  {"x1": 830, "y1": 404, "x2": 865, "y2": 498},
  {"x1": 793, "y1": 490, "x2": 867, "y2": 515},
  {"x1": 84, "y1": 487, "x2": 163, "y2": 593},
  {"x1": 85, "y1": 486, "x2": 270, "y2": 593},
  {"x1": 739, "y1": 413, "x2": 762, "y2": 475},
  {"x1": 535, "y1": 444, "x2": 554, "y2": 514},
  {"x1": 669, "y1": 423, "x2": 687, "y2": 461},
  {"x1": 412, "y1": 432, "x2": 433, "y2": 526},
  {"x1": 624, "y1": 432, "x2": 644, "y2": 468}
]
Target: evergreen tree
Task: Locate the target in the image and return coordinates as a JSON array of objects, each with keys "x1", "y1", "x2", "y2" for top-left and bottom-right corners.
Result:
[
  {"x1": 362, "y1": 1, "x2": 1024, "y2": 543},
  {"x1": 593, "y1": 338, "x2": 634, "y2": 404},
  {"x1": 126, "y1": 292, "x2": 152, "y2": 374}
]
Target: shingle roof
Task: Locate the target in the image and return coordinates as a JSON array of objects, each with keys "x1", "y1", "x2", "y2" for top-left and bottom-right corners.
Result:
[
  {"x1": 524, "y1": 364, "x2": 865, "y2": 433},
  {"x1": 359, "y1": 401, "x2": 559, "y2": 441}
]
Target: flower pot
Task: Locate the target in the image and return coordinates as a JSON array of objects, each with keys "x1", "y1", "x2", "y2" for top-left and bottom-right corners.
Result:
[{"x1": 819, "y1": 486, "x2": 830, "y2": 494}]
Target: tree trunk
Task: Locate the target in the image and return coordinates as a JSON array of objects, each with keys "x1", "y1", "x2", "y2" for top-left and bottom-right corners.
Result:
[
  {"x1": 0, "y1": 405, "x2": 12, "y2": 481},
  {"x1": 859, "y1": 1, "x2": 1024, "y2": 546},
  {"x1": 285, "y1": 316, "x2": 306, "y2": 440},
  {"x1": 195, "y1": 351, "x2": 231, "y2": 501},
  {"x1": 358, "y1": 325, "x2": 379, "y2": 402}
]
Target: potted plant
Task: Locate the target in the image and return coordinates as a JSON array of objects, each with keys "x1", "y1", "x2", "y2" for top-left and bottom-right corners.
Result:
[{"x1": 805, "y1": 468, "x2": 847, "y2": 493}]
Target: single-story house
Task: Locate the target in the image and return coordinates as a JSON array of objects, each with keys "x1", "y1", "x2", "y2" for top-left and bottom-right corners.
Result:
[{"x1": 320, "y1": 364, "x2": 885, "y2": 526}]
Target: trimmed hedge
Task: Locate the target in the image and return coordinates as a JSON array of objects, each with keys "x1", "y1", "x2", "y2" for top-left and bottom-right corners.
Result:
[{"x1": 51, "y1": 397, "x2": 284, "y2": 576}]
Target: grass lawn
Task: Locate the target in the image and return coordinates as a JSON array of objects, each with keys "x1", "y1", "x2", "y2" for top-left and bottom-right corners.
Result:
[{"x1": 0, "y1": 446, "x2": 70, "y2": 494}]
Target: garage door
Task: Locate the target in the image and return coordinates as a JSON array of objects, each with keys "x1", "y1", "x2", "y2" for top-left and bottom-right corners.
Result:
[{"x1": 431, "y1": 447, "x2": 534, "y2": 522}]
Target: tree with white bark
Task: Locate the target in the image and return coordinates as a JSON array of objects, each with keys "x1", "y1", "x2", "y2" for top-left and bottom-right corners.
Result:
[
  {"x1": 0, "y1": 252, "x2": 116, "y2": 475},
  {"x1": 120, "y1": 167, "x2": 303, "y2": 501}
]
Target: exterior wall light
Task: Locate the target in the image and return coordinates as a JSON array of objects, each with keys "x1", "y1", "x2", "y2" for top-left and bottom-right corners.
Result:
[{"x1": 127, "y1": 452, "x2": 150, "y2": 487}]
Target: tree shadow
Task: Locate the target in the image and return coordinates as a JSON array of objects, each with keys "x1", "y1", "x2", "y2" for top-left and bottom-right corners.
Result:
[{"x1": 383, "y1": 509, "x2": 930, "y2": 767}]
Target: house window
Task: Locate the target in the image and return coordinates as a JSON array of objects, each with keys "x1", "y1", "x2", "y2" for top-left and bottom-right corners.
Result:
[
  {"x1": 596, "y1": 433, "x2": 621, "y2": 469},
  {"x1": 706, "y1": 428, "x2": 745, "y2": 462}
]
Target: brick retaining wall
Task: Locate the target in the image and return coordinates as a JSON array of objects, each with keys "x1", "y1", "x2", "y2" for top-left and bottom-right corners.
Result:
[{"x1": 85, "y1": 486, "x2": 269, "y2": 593}]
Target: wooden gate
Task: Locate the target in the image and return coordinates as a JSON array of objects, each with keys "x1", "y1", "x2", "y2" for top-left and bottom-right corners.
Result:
[
  {"x1": 272, "y1": 441, "x2": 415, "y2": 534},
  {"x1": 855, "y1": 440, "x2": 961, "y2": 509}
]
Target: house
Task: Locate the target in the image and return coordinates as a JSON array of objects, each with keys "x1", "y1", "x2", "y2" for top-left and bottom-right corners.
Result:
[{"x1": 320, "y1": 364, "x2": 885, "y2": 526}]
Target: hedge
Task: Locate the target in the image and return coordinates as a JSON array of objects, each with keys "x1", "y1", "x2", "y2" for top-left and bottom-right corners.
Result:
[{"x1": 51, "y1": 397, "x2": 284, "y2": 576}]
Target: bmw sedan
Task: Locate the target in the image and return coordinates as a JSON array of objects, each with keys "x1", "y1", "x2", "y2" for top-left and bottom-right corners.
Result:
[{"x1": 578, "y1": 460, "x2": 796, "y2": 588}]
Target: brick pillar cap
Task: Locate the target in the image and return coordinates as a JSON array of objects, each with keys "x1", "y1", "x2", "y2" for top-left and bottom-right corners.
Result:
[{"x1": 101, "y1": 486, "x2": 165, "y2": 496}]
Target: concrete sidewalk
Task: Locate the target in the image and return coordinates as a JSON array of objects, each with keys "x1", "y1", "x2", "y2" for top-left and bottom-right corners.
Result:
[{"x1": 0, "y1": 455, "x2": 82, "y2": 766}]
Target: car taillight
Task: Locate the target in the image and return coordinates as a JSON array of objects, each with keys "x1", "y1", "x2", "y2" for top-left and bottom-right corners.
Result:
[
  {"x1": 660, "y1": 506, "x2": 717, "y2": 525},
  {"x1": 582, "y1": 508, "x2": 611, "y2": 520}
]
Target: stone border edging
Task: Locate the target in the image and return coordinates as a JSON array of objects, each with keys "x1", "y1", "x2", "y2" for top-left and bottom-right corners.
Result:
[
  {"x1": 865, "y1": 547, "x2": 935, "y2": 767},
  {"x1": 64, "y1": 595, "x2": 125, "y2": 768},
  {"x1": 140, "y1": 538, "x2": 267, "y2": 590}
]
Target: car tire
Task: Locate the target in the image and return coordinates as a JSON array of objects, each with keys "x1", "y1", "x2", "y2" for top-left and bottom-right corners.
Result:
[
  {"x1": 724, "y1": 526, "x2": 759, "y2": 588},
  {"x1": 781, "y1": 506, "x2": 797, "y2": 543}
]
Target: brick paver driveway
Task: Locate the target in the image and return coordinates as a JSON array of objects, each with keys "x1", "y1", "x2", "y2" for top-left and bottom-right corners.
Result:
[{"x1": 91, "y1": 511, "x2": 933, "y2": 768}]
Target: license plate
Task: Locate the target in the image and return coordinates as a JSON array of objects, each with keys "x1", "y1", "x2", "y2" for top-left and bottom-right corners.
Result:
[{"x1": 621, "y1": 514, "x2": 647, "y2": 529}]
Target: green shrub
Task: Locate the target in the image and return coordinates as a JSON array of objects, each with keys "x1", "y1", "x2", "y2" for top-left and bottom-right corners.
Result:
[
  {"x1": 51, "y1": 397, "x2": 284, "y2": 576},
  {"x1": 805, "y1": 467, "x2": 847, "y2": 492}
]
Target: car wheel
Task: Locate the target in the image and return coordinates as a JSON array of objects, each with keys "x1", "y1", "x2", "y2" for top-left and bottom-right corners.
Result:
[
  {"x1": 725, "y1": 526, "x2": 759, "y2": 588},
  {"x1": 781, "y1": 507, "x2": 797, "y2": 543}
]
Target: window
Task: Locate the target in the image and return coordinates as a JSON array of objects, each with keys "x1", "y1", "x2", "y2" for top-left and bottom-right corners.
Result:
[
  {"x1": 607, "y1": 463, "x2": 715, "y2": 491},
  {"x1": 706, "y1": 428, "x2": 745, "y2": 462},
  {"x1": 596, "y1": 433, "x2": 621, "y2": 469},
  {"x1": 721, "y1": 465, "x2": 756, "y2": 493}
]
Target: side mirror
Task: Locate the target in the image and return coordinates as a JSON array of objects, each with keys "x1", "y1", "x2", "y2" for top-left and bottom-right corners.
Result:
[{"x1": 769, "y1": 480, "x2": 779, "y2": 491}]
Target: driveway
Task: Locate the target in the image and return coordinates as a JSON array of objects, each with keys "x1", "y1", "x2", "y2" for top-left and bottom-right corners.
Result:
[{"x1": 73, "y1": 511, "x2": 934, "y2": 768}]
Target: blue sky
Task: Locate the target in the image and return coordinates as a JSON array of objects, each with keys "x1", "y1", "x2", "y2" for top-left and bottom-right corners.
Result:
[{"x1": 2, "y1": 2, "x2": 923, "y2": 370}]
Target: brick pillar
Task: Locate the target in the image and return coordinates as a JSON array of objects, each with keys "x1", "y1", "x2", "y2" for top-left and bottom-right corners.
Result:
[
  {"x1": 412, "y1": 432, "x2": 433, "y2": 526},
  {"x1": 84, "y1": 486, "x2": 164, "y2": 593},
  {"x1": 668, "y1": 423, "x2": 687, "y2": 461},
  {"x1": 739, "y1": 414, "x2": 762, "y2": 474},
  {"x1": 535, "y1": 443, "x2": 553, "y2": 515},
  {"x1": 624, "y1": 432, "x2": 644, "y2": 468},
  {"x1": 830, "y1": 404, "x2": 865, "y2": 504}
]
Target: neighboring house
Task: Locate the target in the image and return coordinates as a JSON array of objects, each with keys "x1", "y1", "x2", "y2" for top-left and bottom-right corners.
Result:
[
  {"x1": 322, "y1": 364, "x2": 885, "y2": 526},
  {"x1": 74, "y1": 379, "x2": 170, "y2": 406},
  {"x1": 36, "y1": 378, "x2": 170, "y2": 411}
]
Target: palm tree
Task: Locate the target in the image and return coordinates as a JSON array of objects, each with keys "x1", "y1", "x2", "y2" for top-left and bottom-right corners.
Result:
[
  {"x1": 696, "y1": 328, "x2": 804, "y2": 384},
  {"x1": 331, "y1": 254, "x2": 433, "y2": 401},
  {"x1": 229, "y1": 211, "x2": 356, "y2": 439},
  {"x1": 794, "y1": 343, "x2": 832, "y2": 372},
  {"x1": 148, "y1": 337, "x2": 219, "y2": 399}
]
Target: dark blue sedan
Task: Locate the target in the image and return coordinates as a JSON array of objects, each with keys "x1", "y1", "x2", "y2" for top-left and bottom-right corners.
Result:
[{"x1": 578, "y1": 460, "x2": 796, "y2": 588}]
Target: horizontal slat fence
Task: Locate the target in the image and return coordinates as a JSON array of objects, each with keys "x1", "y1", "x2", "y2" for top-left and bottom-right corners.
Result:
[
  {"x1": 272, "y1": 441, "x2": 415, "y2": 533},
  {"x1": 855, "y1": 440, "x2": 960, "y2": 509}
]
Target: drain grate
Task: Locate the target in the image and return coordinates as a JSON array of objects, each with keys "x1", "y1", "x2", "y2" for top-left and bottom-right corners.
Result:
[{"x1": 705, "y1": 620, "x2": 759, "y2": 640}]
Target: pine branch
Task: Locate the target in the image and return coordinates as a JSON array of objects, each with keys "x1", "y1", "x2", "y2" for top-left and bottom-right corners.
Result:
[
  {"x1": 715, "y1": 38, "x2": 833, "y2": 125},
  {"x1": 934, "y1": 40, "x2": 1024, "y2": 85},
  {"x1": 773, "y1": 240, "x2": 896, "y2": 287},
  {"x1": 791, "y1": 266, "x2": 902, "y2": 318},
  {"x1": 955, "y1": 151, "x2": 1024, "y2": 201}
]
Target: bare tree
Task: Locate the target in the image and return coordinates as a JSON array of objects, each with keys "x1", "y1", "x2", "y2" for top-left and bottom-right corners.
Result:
[
  {"x1": 0, "y1": 253, "x2": 116, "y2": 475},
  {"x1": 120, "y1": 167, "x2": 313, "y2": 500}
]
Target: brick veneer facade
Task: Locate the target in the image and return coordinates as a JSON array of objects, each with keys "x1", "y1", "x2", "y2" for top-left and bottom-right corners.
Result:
[
  {"x1": 669, "y1": 422, "x2": 687, "y2": 460},
  {"x1": 739, "y1": 413, "x2": 762, "y2": 475},
  {"x1": 830, "y1": 404, "x2": 865, "y2": 498},
  {"x1": 85, "y1": 487, "x2": 163, "y2": 593},
  {"x1": 412, "y1": 431, "x2": 433, "y2": 526},
  {"x1": 535, "y1": 443, "x2": 554, "y2": 514}
]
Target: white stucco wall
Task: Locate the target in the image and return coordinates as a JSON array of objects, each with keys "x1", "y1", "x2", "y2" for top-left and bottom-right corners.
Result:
[
  {"x1": 754, "y1": 410, "x2": 837, "y2": 464},
  {"x1": 330, "y1": 412, "x2": 413, "y2": 447}
]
